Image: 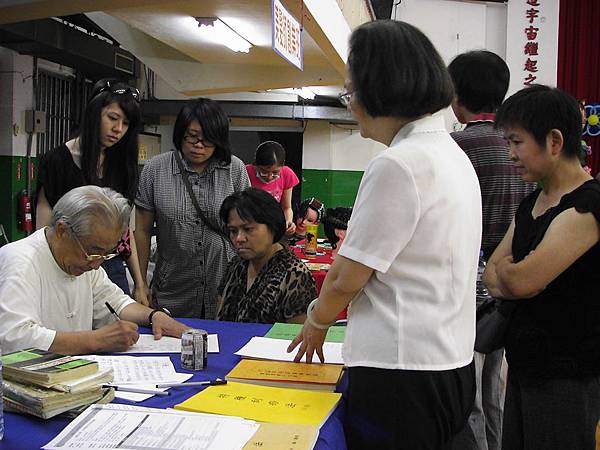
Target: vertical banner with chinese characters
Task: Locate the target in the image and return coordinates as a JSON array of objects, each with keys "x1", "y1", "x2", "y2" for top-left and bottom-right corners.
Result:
[
  {"x1": 506, "y1": 0, "x2": 560, "y2": 96},
  {"x1": 272, "y1": 0, "x2": 303, "y2": 71}
]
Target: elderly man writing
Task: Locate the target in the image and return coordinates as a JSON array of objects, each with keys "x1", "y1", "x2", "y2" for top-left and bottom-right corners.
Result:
[{"x1": 0, "y1": 185, "x2": 189, "y2": 354}]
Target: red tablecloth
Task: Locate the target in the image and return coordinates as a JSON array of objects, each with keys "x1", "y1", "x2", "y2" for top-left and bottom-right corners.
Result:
[
  {"x1": 291, "y1": 243, "x2": 347, "y2": 320},
  {"x1": 291, "y1": 243, "x2": 333, "y2": 293}
]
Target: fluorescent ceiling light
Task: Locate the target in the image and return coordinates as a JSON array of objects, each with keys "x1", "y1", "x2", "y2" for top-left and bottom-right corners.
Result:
[{"x1": 195, "y1": 17, "x2": 252, "y2": 53}]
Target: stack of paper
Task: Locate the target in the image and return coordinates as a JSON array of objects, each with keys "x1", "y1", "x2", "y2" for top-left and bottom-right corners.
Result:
[
  {"x1": 235, "y1": 336, "x2": 344, "y2": 364},
  {"x1": 82, "y1": 355, "x2": 192, "y2": 401}
]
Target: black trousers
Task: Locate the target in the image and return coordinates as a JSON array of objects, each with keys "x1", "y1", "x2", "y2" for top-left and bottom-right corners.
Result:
[
  {"x1": 344, "y1": 362, "x2": 475, "y2": 450},
  {"x1": 502, "y1": 373, "x2": 600, "y2": 450}
]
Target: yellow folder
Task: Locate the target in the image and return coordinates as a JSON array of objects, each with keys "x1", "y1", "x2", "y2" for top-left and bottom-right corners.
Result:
[{"x1": 175, "y1": 381, "x2": 341, "y2": 427}]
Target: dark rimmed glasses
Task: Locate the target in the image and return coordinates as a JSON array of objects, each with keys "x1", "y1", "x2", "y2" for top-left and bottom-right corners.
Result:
[
  {"x1": 183, "y1": 134, "x2": 215, "y2": 148},
  {"x1": 93, "y1": 80, "x2": 141, "y2": 102},
  {"x1": 71, "y1": 231, "x2": 119, "y2": 262}
]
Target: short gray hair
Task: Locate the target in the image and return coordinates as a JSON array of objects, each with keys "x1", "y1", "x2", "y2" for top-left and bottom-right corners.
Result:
[{"x1": 51, "y1": 186, "x2": 131, "y2": 237}]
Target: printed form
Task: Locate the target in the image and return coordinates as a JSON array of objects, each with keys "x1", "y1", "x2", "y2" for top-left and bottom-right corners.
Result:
[{"x1": 43, "y1": 404, "x2": 259, "y2": 450}]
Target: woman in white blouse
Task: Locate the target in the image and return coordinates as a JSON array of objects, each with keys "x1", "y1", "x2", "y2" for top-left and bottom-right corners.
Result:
[{"x1": 288, "y1": 20, "x2": 482, "y2": 449}]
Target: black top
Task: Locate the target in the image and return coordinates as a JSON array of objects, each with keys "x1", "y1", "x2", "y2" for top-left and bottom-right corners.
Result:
[
  {"x1": 37, "y1": 144, "x2": 90, "y2": 207},
  {"x1": 505, "y1": 179, "x2": 600, "y2": 378},
  {"x1": 36, "y1": 144, "x2": 131, "y2": 256}
]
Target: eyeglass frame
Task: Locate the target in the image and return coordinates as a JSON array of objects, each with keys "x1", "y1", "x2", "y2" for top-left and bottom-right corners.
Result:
[
  {"x1": 92, "y1": 80, "x2": 141, "y2": 102},
  {"x1": 183, "y1": 134, "x2": 215, "y2": 148},
  {"x1": 338, "y1": 90, "x2": 355, "y2": 107},
  {"x1": 70, "y1": 230, "x2": 119, "y2": 262},
  {"x1": 255, "y1": 167, "x2": 282, "y2": 180}
]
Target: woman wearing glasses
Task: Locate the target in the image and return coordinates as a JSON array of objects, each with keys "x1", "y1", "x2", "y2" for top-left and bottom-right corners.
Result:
[
  {"x1": 246, "y1": 141, "x2": 299, "y2": 235},
  {"x1": 36, "y1": 78, "x2": 147, "y2": 304},
  {"x1": 288, "y1": 21, "x2": 481, "y2": 449},
  {"x1": 135, "y1": 98, "x2": 250, "y2": 319}
]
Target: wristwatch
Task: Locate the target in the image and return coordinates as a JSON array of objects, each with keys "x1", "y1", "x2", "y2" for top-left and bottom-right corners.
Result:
[{"x1": 148, "y1": 307, "x2": 171, "y2": 326}]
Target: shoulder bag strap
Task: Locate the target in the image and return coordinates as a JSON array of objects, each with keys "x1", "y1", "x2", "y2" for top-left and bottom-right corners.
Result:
[{"x1": 173, "y1": 149, "x2": 230, "y2": 242}]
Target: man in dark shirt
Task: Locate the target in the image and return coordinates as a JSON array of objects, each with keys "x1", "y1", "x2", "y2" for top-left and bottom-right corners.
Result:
[{"x1": 448, "y1": 50, "x2": 536, "y2": 450}]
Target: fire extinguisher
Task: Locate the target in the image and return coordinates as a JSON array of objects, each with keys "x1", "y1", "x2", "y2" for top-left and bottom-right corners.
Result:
[{"x1": 18, "y1": 190, "x2": 33, "y2": 233}]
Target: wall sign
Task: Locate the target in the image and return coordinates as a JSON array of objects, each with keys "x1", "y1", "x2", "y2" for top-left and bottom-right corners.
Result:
[
  {"x1": 272, "y1": 0, "x2": 303, "y2": 71},
  {"x1": 506, "y1": 0, "x2": 559, "y2": 95}
]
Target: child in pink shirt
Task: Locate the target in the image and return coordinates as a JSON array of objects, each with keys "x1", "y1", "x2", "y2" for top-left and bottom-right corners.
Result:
[{"x1": 246, "y1": 141, "x2": 299, "y2": 235}]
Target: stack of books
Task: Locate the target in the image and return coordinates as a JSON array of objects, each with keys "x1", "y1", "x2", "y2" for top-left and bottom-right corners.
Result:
[{"x1": 1, "y1": 348, "x2": 114, "y2": 419}]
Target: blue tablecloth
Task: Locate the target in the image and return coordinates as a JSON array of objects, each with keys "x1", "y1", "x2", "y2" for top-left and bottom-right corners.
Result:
[{"x1": 0, "y1": 319, "x2": 347, "y2": 450}]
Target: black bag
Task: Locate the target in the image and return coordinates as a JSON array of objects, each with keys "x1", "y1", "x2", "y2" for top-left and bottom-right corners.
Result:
[{"x1": 474, "y1": 298, "x2": 517, "y2": 354}]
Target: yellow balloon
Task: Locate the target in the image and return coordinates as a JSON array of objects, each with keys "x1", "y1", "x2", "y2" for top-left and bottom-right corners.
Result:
[{"x1": 588, "y1": 114, "x2": 599, "y2": 126}]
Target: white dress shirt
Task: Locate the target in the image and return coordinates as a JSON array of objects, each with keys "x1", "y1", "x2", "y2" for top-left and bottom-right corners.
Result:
[{"x1": 339, "y1": 114, "x2": 482, "y2": 371}]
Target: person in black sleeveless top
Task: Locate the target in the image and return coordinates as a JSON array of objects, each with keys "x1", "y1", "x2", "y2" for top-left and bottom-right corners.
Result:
[
  {"x1": 36, "y1": 79, "x2": 149, "y2": 305},
  {"x1": 484, "y1": 85, "x2": 600, "y2": 450}
]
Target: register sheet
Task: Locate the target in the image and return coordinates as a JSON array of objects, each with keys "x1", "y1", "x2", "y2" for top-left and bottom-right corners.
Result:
[
  {"x1": 42, "y1": 404, "x2": 258, "y2": 450},
  {"x1": 115, "y1": 333, "x2": 220, "y2": 353}
]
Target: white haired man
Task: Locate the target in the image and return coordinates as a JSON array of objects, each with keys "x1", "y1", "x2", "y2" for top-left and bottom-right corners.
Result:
[{"x1": 0, "y1": 185, "x2": 189, "y2": 354}]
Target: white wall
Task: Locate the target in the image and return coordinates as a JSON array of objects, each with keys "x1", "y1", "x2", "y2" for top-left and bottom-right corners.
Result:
[
  {"x1": 303, "y1": 120, "x2": 384, "y2": 171},
  {"x1": 0, "y1": 48, "x2": 15, "y2": 157},
  {"x1": 393, "y1": 0, "x2": 505, "y2": 63},
  {"x1": 0, "y1": 48, "x2": 36, "y2": 158},
  {"x1": 12, "y1": 53, "x2": 35, "y2": 158}
]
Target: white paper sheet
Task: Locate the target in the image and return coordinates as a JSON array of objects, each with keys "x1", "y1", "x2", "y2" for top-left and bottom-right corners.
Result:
[
  {"x1": 111, "y1": 372, "x2": 193, "y2": 402},
  {"x1": 235, "y1": 336, "x2": 344, "y2": 364},
  {"x1": 83, "y1": 355, "x2": 179, "y2": 384},
  {"x1": 42, "y1": 404, "x2": 259, "y2": 450},
  {"x1": 115, "y1": 333, "x2": 219, "y2": 353}
]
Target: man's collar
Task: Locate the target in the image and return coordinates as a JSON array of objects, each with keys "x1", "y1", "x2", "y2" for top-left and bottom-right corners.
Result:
[{"x1": 466, "y1": 112, "x2": 496, "y2": 124}]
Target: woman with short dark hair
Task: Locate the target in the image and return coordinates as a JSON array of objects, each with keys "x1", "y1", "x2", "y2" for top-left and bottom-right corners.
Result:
[
  {"x1": 485, "y1": 85, "x2": 600, "y2": 450},
  {"x1": 135, "y1": 98, "x2": 250, "y2": 318},
  {"x1": 288, "y1": 20, "x2": 481, "y2": 449},
  {"x1": 36, "y1": 78, "x2": 146, "y2": 302},
  {"x1": 217, "y1": 188, "x2": 316, "y2": 324}
]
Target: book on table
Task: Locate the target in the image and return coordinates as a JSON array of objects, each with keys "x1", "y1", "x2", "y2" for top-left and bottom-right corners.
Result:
[
  {"x1": 242, "y1": 423, "x2": 319, "y2": 450},
  {"x1": 175, "y1": 381, "x2": 342, "y2": 427},
  {"x1": 2, "y1": 379, "x2": 113, "y2": 419},
  {"x1": 226, "y1": 359, "x2": 343, "y2": 392},
  {"x1": 1, "y1": 348, "x2": 98, "y2": 387},
  {"x1": 265, "y1": 322, "x2": 346, "y2": 343}
]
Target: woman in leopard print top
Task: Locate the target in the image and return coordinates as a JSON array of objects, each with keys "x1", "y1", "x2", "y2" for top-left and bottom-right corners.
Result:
[{"x1": 217, "y1": 188, "x2": 317, "y2": 323}]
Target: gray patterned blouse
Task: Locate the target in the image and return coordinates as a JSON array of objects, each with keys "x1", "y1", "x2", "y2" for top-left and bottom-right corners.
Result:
[{"x1": 135, "y1": 150, "x2": 250, "y2": 318}]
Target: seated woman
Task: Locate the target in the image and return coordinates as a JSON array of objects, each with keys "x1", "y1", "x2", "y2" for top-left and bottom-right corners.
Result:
[
  {"x1": 323, "y1": 207, "x2": 352, "y2": 258},
  {"x1": 217, "y1": 188, "x2": 317, "y2": 324},
  {"x1": 485, "y1": 85, "x2": 600, "y2": 449},
  {"x1": 290, "y1": 197, "x2": 325, "y2": 242}
]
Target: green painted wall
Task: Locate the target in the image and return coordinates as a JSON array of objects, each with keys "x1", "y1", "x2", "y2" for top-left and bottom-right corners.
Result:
[
  {"x1": 0, "y1": 155, "x2": 38, "y2": 243},
  {"x1": 301, "y1": 168, "x2": 363, "y2": 208}
]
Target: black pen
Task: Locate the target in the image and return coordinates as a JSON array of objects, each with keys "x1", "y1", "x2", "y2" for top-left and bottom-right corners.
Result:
[
  {"x1": 155, "y1": 379, "x2": 227, "y2": 388},
  {"x1": 105, "y1": 302, "x2": 120, "y2": 321}
]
